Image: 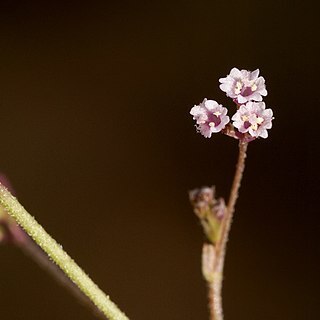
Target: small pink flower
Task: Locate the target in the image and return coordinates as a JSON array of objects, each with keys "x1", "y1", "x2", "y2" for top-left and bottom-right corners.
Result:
[
  {"x1": 232, "y1": 101, "x2": 273, "y2": 139},
  {"x1": 190, "y1": 99, "x2": 230, "y2": 138},
  {"x1": 219, "y1": 68, "x2": 267, "y2": 104}
]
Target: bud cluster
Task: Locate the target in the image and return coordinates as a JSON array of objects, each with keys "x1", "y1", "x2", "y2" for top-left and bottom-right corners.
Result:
[{"x1": 189, "y1": 186, "x2": 226, "y2": 244}]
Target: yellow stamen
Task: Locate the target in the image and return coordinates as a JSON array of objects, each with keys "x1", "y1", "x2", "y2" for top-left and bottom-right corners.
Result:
[
  {"x1": 235, "y1": 81, "x2": 243, "y2": 94},
  {"x1": 256, "y1": 117, "x2": 264, "y2": 124}
]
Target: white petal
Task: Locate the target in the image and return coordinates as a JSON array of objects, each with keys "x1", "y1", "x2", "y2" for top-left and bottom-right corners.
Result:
[
  {"x1": 260, "y1": 89, "x2": 268, "y2": 96},
  {"x1": 259, "y1": 129, "x2": 268, "y2": 138},
  {"x1": 231, "y1": 112, "x2": 239, "y2": 121},
  {"x1": 190, "y1": 105, "x2": 200, "y2": 116},
  {"x1": 257, "y1": 76, "x2": 265, "y2": 85},
  {"x1": 237, "y1": 95, "x2": 247, "y2": 104},
  {"x1": 219, "y1": 83, "x2": 229, "y2": 92},
  {"x1": 222, "y1": 116, "x2": 230, "y2": 125},
  {"x1": 221, "y1": 107, "x2": 228, "y2": 115},
  {"x1": 251, "y1": 69, "x2": 260, "y2": 79},
  {"x1": 263, "y1": 109, "x2": 273, "y2": 117},
  {"x1": 230, "y1": 67, "x2": 242, "y2": 78},
  {"x1": 205, "y1": 99, "x2": 218, "y2": 110},
  {"x1": 250, "y1": 92, "x2": 262, "y2": 101},
  {"x1": 264, "y1": 121, "x2": 273, "y2": 129}
]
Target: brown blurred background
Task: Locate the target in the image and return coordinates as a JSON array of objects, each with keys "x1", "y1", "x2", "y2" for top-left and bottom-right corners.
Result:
[{"x1": 0, "y1": 1, "x2": 317, "y2": 319}]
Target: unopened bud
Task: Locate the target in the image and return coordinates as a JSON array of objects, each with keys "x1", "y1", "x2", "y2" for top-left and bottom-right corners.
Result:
[
  {"x1": 189, "y1": 186, "x2": 227, "y2": 244},
  {"x1": 189, "y1": 186, "x2": 215, "y2": 219}
]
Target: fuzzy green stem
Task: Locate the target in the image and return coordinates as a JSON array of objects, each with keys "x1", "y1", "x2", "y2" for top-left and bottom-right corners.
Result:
[
  {"x1": 0, "y1": 182, "x2": 128, "y2": 320},
  {"x1": 19, "y1": 235, "x2": 106, "y2": 319}
]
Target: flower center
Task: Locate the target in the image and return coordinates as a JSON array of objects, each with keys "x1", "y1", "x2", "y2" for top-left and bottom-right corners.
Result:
[
  {"x1": 256, "y1": 116, "x2": 264, "y2": 124},
  {"x1": 208, "y1": 112, "x2": 222, "y2": 127},
  {"x1": 250, "y1": 116, "x2": 264, "y2": 131},
  {"x1": 234, "y1": 81, "x2": 243, "y2": 94},
  {"x1": 242, "y1": 114, "x2": 264, "y2": 131},
  {"x1": 236, "y1": 80, "x2": 258, "y2": 97}
]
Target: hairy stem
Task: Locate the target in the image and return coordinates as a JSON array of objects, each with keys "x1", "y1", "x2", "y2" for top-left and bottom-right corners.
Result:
[
  {"x1": 0, "y1": 182, "x2": 128, "y2": 320},
  {"x1": 207, "y1": 141, "x2": 248, "y2": 320},
  {"x1": 218, "y1": 141, "x2": 248, "y2": 259},
  {"x1": 207, "y1": 258, "x2": 223, "y2": 320},
  {"x1": 19, "y1": 235, "x2": 106, "y2": 319}
]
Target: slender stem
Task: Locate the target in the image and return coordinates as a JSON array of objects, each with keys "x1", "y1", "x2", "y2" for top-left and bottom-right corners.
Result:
[
  {"x1": 18, "y1": 235, "x2": 106, "y2": 319},
  {"x1": 0, "y1": 182, "x2": 128, "y2": 320},
  {"x1": 218, "y1": 141, "x2": 248, "y2": 258},
  {"x1": 207, "y1": 141, "x2": 248, "y2": 320},
  {"x1": 207, "y1": 259, "x2": 223, "y2": 320}
]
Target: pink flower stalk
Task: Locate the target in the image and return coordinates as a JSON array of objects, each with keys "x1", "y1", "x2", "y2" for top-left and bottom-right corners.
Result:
[
  {"x1": 232, "y1": 101, "x2": 273, "y2": 139},
  {"x1": 219, "y1": 68, "x2": 267, "y2": 104},
  {"x1": 190, "y1": 99, "x2": 230, "y2": 138}
]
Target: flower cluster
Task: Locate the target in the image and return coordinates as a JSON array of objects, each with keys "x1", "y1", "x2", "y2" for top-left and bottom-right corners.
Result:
[{"x1": 190, "y1": 68, "x2": 274, "y2": 141}]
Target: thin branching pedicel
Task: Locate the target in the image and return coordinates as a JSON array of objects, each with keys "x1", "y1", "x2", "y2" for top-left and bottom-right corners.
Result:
[{"x1": 189, "y1": 67, "x2": 274, "y2": 320}]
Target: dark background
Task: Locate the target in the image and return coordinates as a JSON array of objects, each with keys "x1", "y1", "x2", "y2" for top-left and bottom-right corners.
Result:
[{"x1": 0, "y1": 1, "x2": 317, "y2": 319}]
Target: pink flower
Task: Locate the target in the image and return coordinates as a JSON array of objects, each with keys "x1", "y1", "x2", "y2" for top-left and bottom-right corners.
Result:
[
  {"x1": 219, "y1": 68, "x2": 267, "y2": 104},
  {"x1": 232, "y1": 101, "x2": 273, "y2": 139},
  {"x1": 190, "y1": 99, "x2": 230, "y2": 138}
]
